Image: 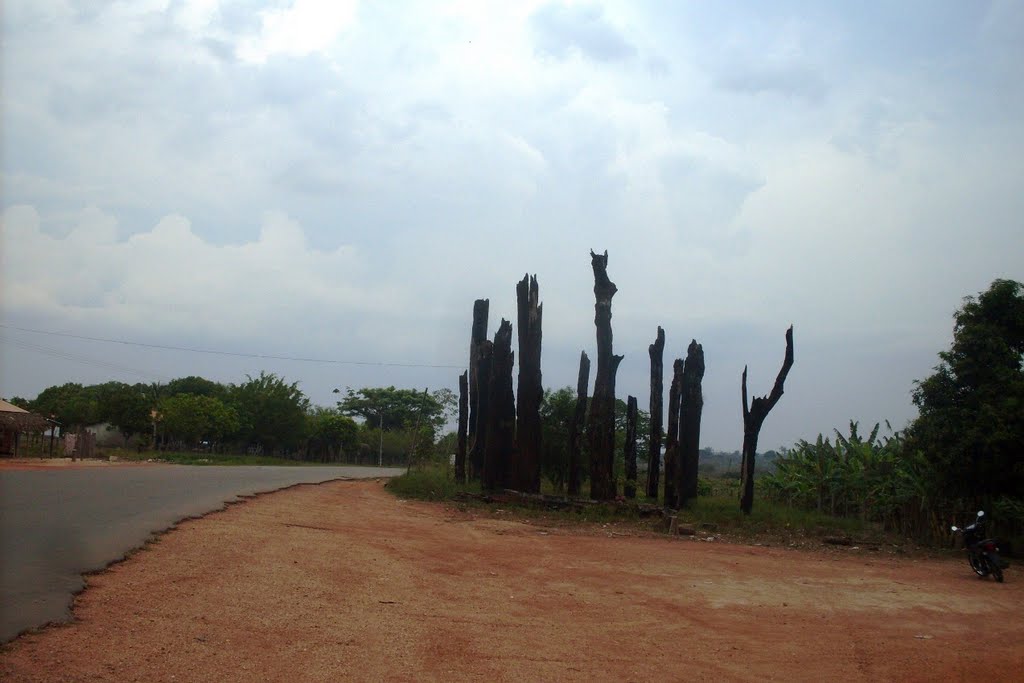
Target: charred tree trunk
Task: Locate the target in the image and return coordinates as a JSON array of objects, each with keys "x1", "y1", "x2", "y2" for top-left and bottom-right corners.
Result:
[
  {"x1": 483, "y1": 320, "x2": 516, "y2": 492},
  {"x1": 677, "y1": 340, "x2": 705, "y2": 508},
  {"x1": 585, "y1": 250, "x2": 623, "y2": 501},
  {"x1": 474, "y1": 340, "x2": 493, "y2": 481},
  {"x1": 740, "y1": 326, "x2": 795, "y2": 515},
  {"x1": 624, "y1": 395, "x2": 638, "y2": 499},
  {"x1": 468, "y1": 299, "x2": 490, "y2": 479},
  {"x1": 515, "y1": 274, "x2": 543, "y2": 493},
  {"x1": 646, "y1": 327, "x2": 665, "y2": 499},
  {"x1": 568, "y1": 351, "x2": 590, "y2": 497},
  {"x1": 663, "y1": 359, "x2": 683, "y2": 508},
  {"x1": 456, "y1": 370, "x2": 469, "y2": 483}
]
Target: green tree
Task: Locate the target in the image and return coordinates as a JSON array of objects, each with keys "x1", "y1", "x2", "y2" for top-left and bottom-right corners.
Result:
[
  {"x1": 306, "y1": 407, "x2": 359, "y2": 461},
  {"x1": 31, "y1": 383, "x2": 99, "y2": 428},
  {"x1": 538, "y1": 388, "x2": 652, "y2": 492},
  {"x1": 166, "y1": 376, "x2": 227, "y2": 399},
  {"x1": 158, "y1": 394, "x2": 239, "y2": 449},
  {"x1": 95, "y1": 381, "x2": 151, "y2": 446},
  {"x1": 229, "y1": 372, "x2": 309, "y2": 455},
  {"x1": 355, "y1": 422, "x2": 431, "y2": 466},
  {"x1": 337, "y1": 386, "x2": 452, "y2": 433},
  {"x1": 137, "y1": 382, "x2": 168, "y2": 407},
  {"x1": 539, "y1": 387, "x2": 577, "y2": 490},
  {"x1": 434, "y1": 431, "x2": 458, "y2": 460},
  {"x1": 158, "y1": 395, "x2": 207, "y2": 446},
  {"x1": 908, "y1": 279, "x2": 1024, "y2": 502}
]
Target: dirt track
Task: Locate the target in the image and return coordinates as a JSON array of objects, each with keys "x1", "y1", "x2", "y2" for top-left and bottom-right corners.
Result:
[{"x1": 2, "y1": 480, "x2": 1021, "y2": 682}]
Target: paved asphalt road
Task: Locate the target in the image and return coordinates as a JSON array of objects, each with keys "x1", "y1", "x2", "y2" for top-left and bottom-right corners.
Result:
[{"x1": 0, "y1": 465, "x2": 403, "y2": 642}]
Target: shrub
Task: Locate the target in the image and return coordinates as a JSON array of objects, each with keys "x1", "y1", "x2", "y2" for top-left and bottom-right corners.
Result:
[{"x1": 385, "y1": 465, "x2": 467, "y2": 501}]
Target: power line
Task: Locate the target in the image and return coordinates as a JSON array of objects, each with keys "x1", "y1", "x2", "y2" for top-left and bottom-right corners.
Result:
[
  {"x1": 0, "y1": 323, "x2": 466, "y2": 370},
  {"x1": 1, "y1": 336, "x2": 172, "y2": 381}
]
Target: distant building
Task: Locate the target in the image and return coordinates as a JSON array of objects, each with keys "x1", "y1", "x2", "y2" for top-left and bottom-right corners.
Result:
[{"x1": 84, "y1": 422, "x2": 144, "y2": 449}]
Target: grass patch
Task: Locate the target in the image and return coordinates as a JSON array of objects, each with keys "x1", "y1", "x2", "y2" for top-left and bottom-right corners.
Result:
[
  {"x1": 386, "y1": 467, "x2": 647, "y2": 527},
  {"x1": 679, "y1": 495, "x2": 873, "y2": 538},
  {"x1": 384, "y1": 468, "x2": 897, "y2": 548},
  {"x1": 385, "y1": 465, "x2": 478, "y2": 501}
]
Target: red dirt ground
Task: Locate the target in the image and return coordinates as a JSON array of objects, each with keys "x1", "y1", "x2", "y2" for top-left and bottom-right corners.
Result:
[
  {"x1": 2, "y1": 480, "x2": 1021, "y2": 682},
  {"x1": 0, "y1": 458, "x2": 159, "y2": 471}
]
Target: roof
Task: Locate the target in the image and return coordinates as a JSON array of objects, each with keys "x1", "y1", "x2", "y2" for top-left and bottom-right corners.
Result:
[
  {"x1": 0, "y1": 399, "x2": 50, "y2": 432},
  {"x1": 0, "y1": 399, "x2": 30, "y2": 414}
]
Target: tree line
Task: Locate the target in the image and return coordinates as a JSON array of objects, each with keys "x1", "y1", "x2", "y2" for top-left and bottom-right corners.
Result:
[
  {"x1": 10, "y1": 374, "x2": 455, "y2": 464},
  {"x1": 10, "y1": 367, "x2": 751, "y2": 475}
]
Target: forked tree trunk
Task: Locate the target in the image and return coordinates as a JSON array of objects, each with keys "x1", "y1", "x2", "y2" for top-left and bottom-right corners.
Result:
[
  {"x1": 456, "y1": 370, "x2": 469, "y2": 483},
  {"x1": 515, "y1": 274, "x2": 543, "y2": 493},
  {"x1": 585, "y1": 250, "x2": 623, "y2": 501},
  {"x1": 468, "y1": 299, "x2": 490, "y2": 480},
  {"x1": 483, "y1": 320, "x2": 516, "y2": 492},
  {"x1": 646, "y1": 327, "x2": 665, "y2": 499},
  {"x1": 677, "y1": 339, "x2": 705, "y2": 507},
  {"x1": 568, "y1": 351, "x2": 590, "y2": 496},
  {"x1": 624, "y1": 395, "x2": 638, "y2": 499},
  {"x1": 663, "y1": 359, "x2": 683, "y2": 508},
  {"x1": 740, "y1": 326, "x2": 795, "y2": 515}
]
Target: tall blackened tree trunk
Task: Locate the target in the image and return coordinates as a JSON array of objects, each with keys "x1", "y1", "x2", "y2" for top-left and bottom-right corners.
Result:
[
  {"x1": 468, "y1": 299, "x2": 490, "y2": 479},
  {"x1": 677, "y1": 340, "x2": 705, "y2": 507},
  {"x1": 646, "y1": 327, "x2": 665, "y2": 499},
  {"x1": 568, "y1": 351, "x2": 590, "y2": 497},
  {"x1": 474, "y1": 340, "x2": 493, "y2": 480},
  {"x1": 663, "y1": 359, "x2": 683, "y2": 507},
  {"x1": 586, "y1": 250, "x2": 623, "y2": 501},
  {"x1": 483, "y1": 320, "x2": 516, "y2": 492},
  {"x1": 515, "y1": 274, "x2": 543, "y2": 493},
  {"x1": 624, "y1": 395, "x2": 638, "y2": 499},
  {"x1": 455, "y1": 370, "x2": 469, "y2": 483},
  {"x1": 740, "y1": 326, "x2": 794, "y2": 515}
]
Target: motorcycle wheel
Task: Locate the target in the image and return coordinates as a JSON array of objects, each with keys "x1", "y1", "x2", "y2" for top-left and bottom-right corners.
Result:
[
  {"x1": 970, "y1": 555, "x2": 989, "y2": 577},
  {"x1": 988, "y1": 559, "x2": 1004, "y2": 583}
]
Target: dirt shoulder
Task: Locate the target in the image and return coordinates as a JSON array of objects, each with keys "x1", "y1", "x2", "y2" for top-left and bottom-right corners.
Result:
[
  {"x1": 0, "y1": 457, "x2": 160, "y2": 471},
  {"x1": 2, "y1": 480, "x2": 1021, "y2": 682}
]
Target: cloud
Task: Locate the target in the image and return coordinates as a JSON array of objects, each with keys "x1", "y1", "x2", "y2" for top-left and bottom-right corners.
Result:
[
  {"x1": 173, "y1": 0, "x2": 221, "y2": 36},
  {"x1": 550, "y1": 86, "x2": 764, "y2": 250},
  {"x1": 701, "y1": 12, "x2": 830, "y2": 103},
  {"x1": 529, "y1": 2, "x2": 637, "y2": 63},
  {"x1": 236, "y1": 0, "x2": 358, "y2": 64},
  {"x1": 715, "y1": 62, "x2": 829, "y2": 102},
  {"x1": 0, "y1": 206, "x2": 390, "y2": 344}
]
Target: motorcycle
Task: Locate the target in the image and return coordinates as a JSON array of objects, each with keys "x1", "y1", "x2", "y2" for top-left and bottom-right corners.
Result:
[{"x1": 951, "y1": 511, "x2": 1009, "y2": 583}]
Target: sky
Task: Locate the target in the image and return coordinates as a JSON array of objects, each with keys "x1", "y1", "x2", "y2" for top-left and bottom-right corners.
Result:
[{"x1": 2, "y1": 0, "x2": 1022, "y2": 451}]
